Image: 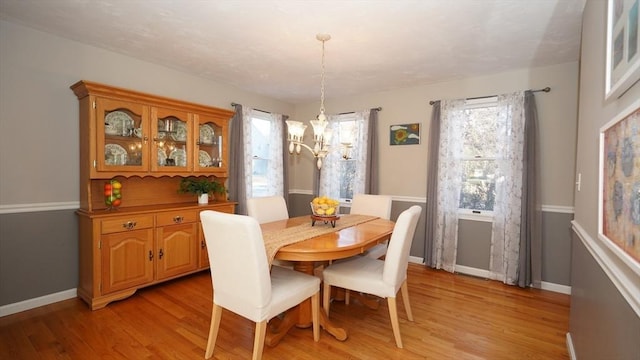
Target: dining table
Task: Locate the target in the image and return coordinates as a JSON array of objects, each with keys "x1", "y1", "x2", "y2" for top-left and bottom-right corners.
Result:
[{"x1": 260, "y1": 214, "x2": 395, "y2": 346}]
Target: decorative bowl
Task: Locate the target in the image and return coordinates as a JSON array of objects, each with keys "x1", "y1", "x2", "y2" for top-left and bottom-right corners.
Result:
[{"x1": 310, "y1": 201, "x2": 339, "y2": 217}]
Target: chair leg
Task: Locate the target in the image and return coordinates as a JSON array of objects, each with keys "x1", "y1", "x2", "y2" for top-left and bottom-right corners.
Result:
[
  {"x1": 311, "y1": 291, "x2": 320, "y2": 341},
  {"x1": 387, "y1": 297, "x2": 403, "y2": 348},
  {"x1": 345, "y1": 289, "x2": 350, "y2": 305},
  {"x1": 323, "y1": 282, "x2": 332, "y2": 316},
  {"x1": 205, "y1": 304, "x2": 222, "y2": 359},
  {"x1": 400, "y1": 280, "x2": 414, "y2": 321},
  {"x1": 252, "y1": 320, "x2": 267, "y2": 360}
]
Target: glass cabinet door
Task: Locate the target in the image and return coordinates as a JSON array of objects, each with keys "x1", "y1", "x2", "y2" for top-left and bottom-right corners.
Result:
[
  {"x1": 96, "y1": 98, "x2": 149, "y2": 172},
  {"x1": 151, "y1": 107, "x2": 192, "y2": 172},
  {"x1": 194, "y1": 114, "x2": 225, "y2": 173}
]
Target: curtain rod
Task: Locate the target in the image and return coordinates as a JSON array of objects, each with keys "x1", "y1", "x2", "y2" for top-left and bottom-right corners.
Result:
[
  {"x1": 338, "y1": 107, "x2": 383, "y2": 115},
  {"x1": 231, "y1": 102, "x2": 271, "y2": 114},
  {"x1": 231, "y1": 102, "x2": 382, "y2": 115},
  {"x1": 428, "y1": 87, "x2": 551, "y2": 105}
]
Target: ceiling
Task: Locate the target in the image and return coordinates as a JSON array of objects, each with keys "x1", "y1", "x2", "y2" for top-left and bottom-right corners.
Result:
[{"x1": 0, "y1": 0, "x2": 586, "y2": 104}]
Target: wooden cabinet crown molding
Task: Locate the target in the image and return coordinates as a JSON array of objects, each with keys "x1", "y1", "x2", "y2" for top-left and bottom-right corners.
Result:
[{"x1": 70, "y1": 80, "x2": 235, "y2": 119}]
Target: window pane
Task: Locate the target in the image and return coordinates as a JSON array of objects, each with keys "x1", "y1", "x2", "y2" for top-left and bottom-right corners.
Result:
[
  {"x1": 251, "y1": 158, "x2": 269, "y2": 197},
  {"x1": 459, "y1": 159, "x2": 496, "y2": 211},
  {"x1": 462, "y1": 106, "x2": 498, "y2": 158},
  {"x1": 339, "y1": 159, "x2": 356, "y2": 200},
  {"x1": 251, "y1": 117, "x2": 271, "y2": 196}
]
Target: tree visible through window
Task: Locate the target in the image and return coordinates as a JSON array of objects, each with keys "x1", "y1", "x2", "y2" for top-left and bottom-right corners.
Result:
[{"x1": 459, "y1": 99, "x2": 498, "y2": 211}]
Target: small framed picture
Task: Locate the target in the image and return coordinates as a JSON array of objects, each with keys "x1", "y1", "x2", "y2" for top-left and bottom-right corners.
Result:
[
  {"x1": 390, "y1": 123, "x2": 420, "y2": 145},
  {"x1": 605, "y1": 0, "x2": 640, "y2": 100}
]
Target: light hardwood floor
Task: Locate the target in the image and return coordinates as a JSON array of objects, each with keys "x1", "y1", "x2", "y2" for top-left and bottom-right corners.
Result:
[{"x1": 0, "y1": 264, "x2": 570, "y2": 359}]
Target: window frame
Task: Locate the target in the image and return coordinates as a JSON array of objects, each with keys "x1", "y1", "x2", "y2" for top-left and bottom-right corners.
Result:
[{"x1": 457, "y1": 97, "x2": 498, "y2": 218}]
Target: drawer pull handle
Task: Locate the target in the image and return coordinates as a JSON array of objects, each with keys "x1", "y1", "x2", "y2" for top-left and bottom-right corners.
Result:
[
  {"x1": 122, "y1": 221, "x2": 137, "y2": 230},
  {"x1": 173, "y1": 216, "x2": 184, "y2": 224},
  {"x1": 201, "y1": 240, "x2": 206, "y2": 248},
  {"x1": 159, "y1": 249, "x2": 164, "y2": 259},
  {"x1": 148, "y1": 250, "x2": 153, "y2": 261}
]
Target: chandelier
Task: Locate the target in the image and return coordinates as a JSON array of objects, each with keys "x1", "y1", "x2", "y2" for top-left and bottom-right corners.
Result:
[{"x1": 286, "y1": 34, "x2": 338, "y2": 170}]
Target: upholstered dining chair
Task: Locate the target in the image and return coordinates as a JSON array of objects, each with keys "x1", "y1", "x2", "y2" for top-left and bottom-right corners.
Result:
[
  {"x1": 349, "y1": 193, "x2": 393, "y2": 259},
  {"x1": 200, "y1": 210, "x2": 320, "y2": 360},
  {"x1": 246, "y1": 196, "x2": 294, "y2": 269},
  {"x1": 246, "y1": 195, "x2": 289, "y2": 224},
  {"x1": 321, "y1": 205, "x2": 422, "y2": 348}
]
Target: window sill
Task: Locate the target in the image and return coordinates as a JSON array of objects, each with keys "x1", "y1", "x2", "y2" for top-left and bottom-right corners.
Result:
[{"x1": 458, "y1": 211, "x2": 493, "y2": 223}]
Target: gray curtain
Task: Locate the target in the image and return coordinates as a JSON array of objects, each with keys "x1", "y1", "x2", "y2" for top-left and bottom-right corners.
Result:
[
  {"x1": 282, "y1": 114, "x2": 290, "y2": 207},
  {"x1": 424, "y1": 101, "x2": 441, "y2": 267},
  {"x1": 228, "y1": 104, "x2": 247, "y2": 215},
  {"x1": 364, "y1": 108, "x2": 380, "y2": 194},
  {"x1": 518, "y1": 91, "x2": 542, "y2": 288}
]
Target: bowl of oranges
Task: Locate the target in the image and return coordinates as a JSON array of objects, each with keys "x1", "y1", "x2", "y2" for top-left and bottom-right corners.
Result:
[{"x1": 310, "y1": 196, "x2": 340, "y2": 217}]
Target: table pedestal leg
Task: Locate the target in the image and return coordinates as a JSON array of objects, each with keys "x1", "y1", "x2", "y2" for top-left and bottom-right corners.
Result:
[{"x1": 265, "y1": 261, "x2": 348, "y2": 346}]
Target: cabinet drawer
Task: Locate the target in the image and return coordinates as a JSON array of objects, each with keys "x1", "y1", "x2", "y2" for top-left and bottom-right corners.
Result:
[
  {"x1": 156, "y1": 210, "x2": 198, "y2": 226},
  {"x1": 101, "y1": 215, "x2": 154, "y2": 234}
]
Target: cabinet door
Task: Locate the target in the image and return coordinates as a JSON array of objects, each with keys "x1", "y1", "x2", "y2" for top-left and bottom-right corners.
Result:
[
  {"x1": 151, "y1": 107, "x2": 192, "y2": 172},
  {"x1": 156, "y1": 223, "x2": 198, "y2": 280},
  {"x1": 194, "y1": 113, "x2": 227, "y2": 174},
  {"x1": 101, "y1": 229, "x2": 154, "y2": 294},
  {"x1": 198, "y1": 223, "x2": 209, "y2": 269},
  {"x1": 96, "y1": 97, "x2": 149, "y2": 172}
]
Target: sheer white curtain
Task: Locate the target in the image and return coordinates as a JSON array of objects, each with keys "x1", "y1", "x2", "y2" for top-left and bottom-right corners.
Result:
[
  {"x1": 490, "y1": 91, "x2": 525, "y2": 284},
  {"x1": 432, "y1": 99, "x2": 466, "y2": 272},
  {"x1": 319, "y1": 111, "x2": 369, "y2": 198},
  {"x1": 242, "y1": 108, "x2": 284, "y2": 199}
]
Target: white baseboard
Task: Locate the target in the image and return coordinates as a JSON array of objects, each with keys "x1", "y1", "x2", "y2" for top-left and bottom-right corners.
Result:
[
  {"x1": 541, "y1": 281, "x2": 572, "y2": 295},
  {"x1": 0, "y1": 288, "x2": 77, "y2": 317},
  {"x1": 409, "y1": 256, "x2": 424, "y2": 264},
  {"x1": 455, "y1": 265, "x2": 571, "y2": 294},
  {"x1": 455, "y1": 264, "x2": 491, "y2": 279},
  {"x1": 566, "y1": 332, "x2": 576, "y2": 360}
]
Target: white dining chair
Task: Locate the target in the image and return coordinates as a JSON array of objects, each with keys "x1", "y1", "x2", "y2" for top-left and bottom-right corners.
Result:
[
  {"x1": 246, "y1": 195, "x2": 289, "y2": 224},
  {"x1": 200, "y1": 210, "x2": 320, "y2": 360},
  {"x1": 349, "y1": 193, "x2": 393, "y2": 259},
  {"x1": 246, "y1": 196, "x2": 294, "y2": 269},
  {"x1": 321, "y1": 205, "x2": 422, "y2": 348}
]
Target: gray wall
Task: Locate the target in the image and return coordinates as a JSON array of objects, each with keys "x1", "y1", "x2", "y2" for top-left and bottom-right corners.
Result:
[
  {"x1": 568, "y1": 1, "x2": 640, "y2": 358},
  {"x1": 0, "y1": 210, "x2": 78, "y2": 304},
  {"x1": 570, "y1": 232, "x2": 640, "y2": 359}
]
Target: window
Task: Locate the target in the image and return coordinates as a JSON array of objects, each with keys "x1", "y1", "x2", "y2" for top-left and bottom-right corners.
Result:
[
  {"x1": 459, "y1": 98, "x2": 498, "y2": 212},
  {"x1": 250, "y1": 115, "x2": 271, "y2": 197},
  {"x1": 243, "y1": 109, "x2": 283, "y2": 198},
  {"x1": 319, "y1": 112, "x2": 369, "y2": 202}
]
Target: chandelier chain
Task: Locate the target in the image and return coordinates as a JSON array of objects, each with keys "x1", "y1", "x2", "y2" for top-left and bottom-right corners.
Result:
[{"x1": 320, "y1": 38, "x2": 326, "y2": 114}]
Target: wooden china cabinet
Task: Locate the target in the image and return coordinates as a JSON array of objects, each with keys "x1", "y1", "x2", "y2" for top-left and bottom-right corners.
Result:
[{"x1": 71, "y1": 81, "x2": 236, "y2": 310}]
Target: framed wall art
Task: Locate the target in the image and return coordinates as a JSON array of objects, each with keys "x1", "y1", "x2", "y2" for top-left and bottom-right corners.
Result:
[
  {"x1": 605, "y1": 0, "x2": 640, "y2": 100},
  {"x1": 599, "y1": 98, "x2": 640, "y2": 275},
  {"x1": 390, "y1": 123, "x2": 420, "y2": 145}
]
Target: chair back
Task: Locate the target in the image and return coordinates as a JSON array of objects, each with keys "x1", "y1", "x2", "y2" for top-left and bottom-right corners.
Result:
[
  {"x1": 350, "y1": 194, "x2": 392, "y2": 220},
  {"x1": 246, "y1": 196, "x2": 289, "y2": 224},
  {"x1": 382, "y1": 205, "x2": 422, "y2": 287},
  {"x1": 200, "y1": 210, "x2": 272, "y2": 320}
]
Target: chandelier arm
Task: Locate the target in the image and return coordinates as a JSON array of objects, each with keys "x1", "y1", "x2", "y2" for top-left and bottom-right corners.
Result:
[{"x1": 296, "y1": 142, "x2": 316, "y2": 155}]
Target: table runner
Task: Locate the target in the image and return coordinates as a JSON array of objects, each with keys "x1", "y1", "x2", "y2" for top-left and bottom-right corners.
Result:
[{"x1": 263, "y1": 214, "x2": 378, "y2": 266}]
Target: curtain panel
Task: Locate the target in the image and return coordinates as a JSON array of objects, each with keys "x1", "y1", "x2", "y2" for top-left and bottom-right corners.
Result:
[{"x1": 228, "y1": 104, "x2": 246, "y2": 215}]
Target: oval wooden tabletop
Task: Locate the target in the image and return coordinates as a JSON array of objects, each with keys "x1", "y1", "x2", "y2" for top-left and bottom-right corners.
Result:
[{"x1": 261, "y1": 215, "x2": 395, "y2": 262}]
